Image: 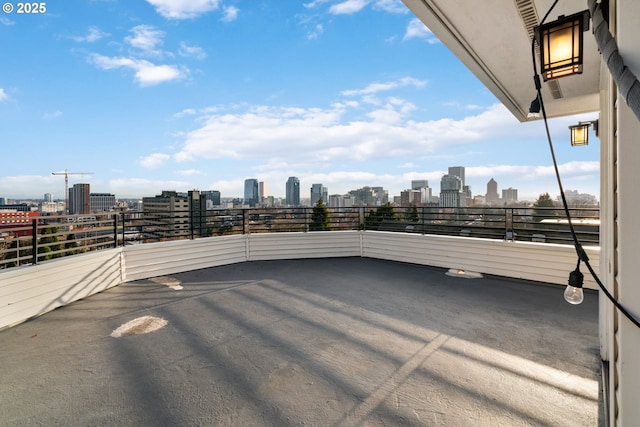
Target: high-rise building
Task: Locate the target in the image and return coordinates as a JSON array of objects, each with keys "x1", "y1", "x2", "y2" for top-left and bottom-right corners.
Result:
[
  {"x1": 44, "y1": 193, "x2": 53, "y2": 203},
  {"x1": 188, "y1": 190, "x2": 208, "y2": 237},
  {"x1": 411, "y1": 180, "x2": 429, "y2": 190},
  {"x1": 448, "y1": 166, "x2": 465, "y2": 186},
  {"x1": 202, "y1": 190, "x2": 221, "y2": 209},
  {"x1": 244, "y1": 179, "x2": 259, "y2": 207},
  {"x1": 259, "y1": 182, "x2": 267, "y2": 205},
  {"x1": 348, "y1": 186, "x2": 388, "y2": 206},
  {"x1": 142, "y1": 191, "x2": 190, "y2": 239},
  {"x1": 90, "y1": 193, "x2": 116, "y2": 212},
  {"x1": 440, "y1": 174, "x2": 464, "y2": 207},
  {"x1": 486, "y1": 178, "x2": 500, "y2": 205},
  {"x1": 502, "y1": 188, "x2": 518, "y2": 203},
  {"x1": 400, "y1": 189, "x2": 422, "y2": 206},
  {"x1": 411, "y1": 180, "x2": 432, "y2": 203},
  {"x1": 286, "y1": 177, "x2": 300, "y2": 206},
  {"x1": 69, "y1": 183, "x2": 90, "y2": 215},
  {"x1": 310, "y1": 184, "x2": 327, "y2": 205}
]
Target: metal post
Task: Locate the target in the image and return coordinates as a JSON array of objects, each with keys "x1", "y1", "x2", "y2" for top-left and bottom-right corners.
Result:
[
  {"x1": 31, "y1": 219, "x2": 38, "y2": 265},
  {"x1": 242, "y1": 209, "x2": 246, "y2": 235},
  {"x1": 121, "y1": 212, "x2": 126, "y2": 246},
  {"x1": 113, "y1": 214, "x2": 118, "y2": 247}
]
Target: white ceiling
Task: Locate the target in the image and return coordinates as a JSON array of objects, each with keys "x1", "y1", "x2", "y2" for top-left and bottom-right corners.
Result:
[{"x1": 402, "y1": 0, "x2": 601, "y2": 122}]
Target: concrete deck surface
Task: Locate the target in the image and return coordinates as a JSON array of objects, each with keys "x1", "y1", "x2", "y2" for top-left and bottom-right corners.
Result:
[{"x1": 0, "y1": 257, "x2": 601, "y2": 426}]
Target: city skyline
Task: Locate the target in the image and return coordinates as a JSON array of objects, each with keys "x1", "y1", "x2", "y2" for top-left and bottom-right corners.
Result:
[{"x1": 0, "y1": 1, "x2": 599, "y2": 201}]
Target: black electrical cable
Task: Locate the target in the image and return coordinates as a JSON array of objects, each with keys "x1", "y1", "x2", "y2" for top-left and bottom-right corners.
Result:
[{"x1": 531, "y1": 0, "x2": 640, "y2": 329}]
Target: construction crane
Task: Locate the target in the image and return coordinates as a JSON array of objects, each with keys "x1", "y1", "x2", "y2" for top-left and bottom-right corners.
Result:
[{"x1": 51, "y1": 169, "x2": 94, "y2": 214}]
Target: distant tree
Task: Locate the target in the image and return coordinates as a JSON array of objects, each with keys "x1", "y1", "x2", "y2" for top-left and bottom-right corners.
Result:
[
  {"x1": 377, "y1": 203, "x2": 399, "y2": 223},
  {"x1": 363, "y1": 209, "x2": 379, "y2": 230},
  {"x1": 38, "y1": 227, "x2": 61, "y2": 261},
  {"x1": 310, "y1": 198, "x2": 331, "y2": 231},
  {"x1": 64, "y1": 233, "x2": 80, "y2": 255},
  {"x1": 406, "y1": 205, "x2": 420, "y2": 222},
  {"x1": 533, "y1": 193, "x2": 556, "y2": 222},
  {"x1": 363, "y1": 203, "x2": 400, "y2": 230}
]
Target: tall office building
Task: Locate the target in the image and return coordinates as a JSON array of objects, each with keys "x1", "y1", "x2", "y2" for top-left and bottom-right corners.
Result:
[
  {"x1": 44, "y1": 193, "x2": 53, "y2": 203},
  {"x1": 486, "y1": 178, "x2": 500, "y2": 205},
  {"x1": 69, "y1": 183, "x2": 90, "y2": 214},
  {"x1": 310, "y1": 184, "x2": 328, "y2": 206},
  {"x1": 400, "y1": 189, "x2": 422, "y2": 206},
  {"x1": 502, "y1": 188, "x2": 518, "y2": 203},
  {"x1": 90, "y1": 193, "x2": 116, "y2": 212},
  {"x1": 439, "y1": 174, "x2": 464, "y2": 207},
  {"x1": 411, "y1": 180, "x2": 429, "y2": 190},
  {"x1": 448, "y1": 166, "x2": 465, "y2": 186},
  {"x1": 411, "y1": 180, "x2": 432, "y2": 203},
  {"x1": 259, "y1": 182, "x2": 267, "y2": 205},
  {"x1": 202, "y1": 190, "x2": 221, "y2": 209},
  {"x1": 142, "y1": 191, "x2": 190, "y2": 239},
  {"x1": 285, "y1": 177, "x2": 300, "y2": 206},
  {"x1": 244, "y1": 179, "x2": 259, "y2": 207}
]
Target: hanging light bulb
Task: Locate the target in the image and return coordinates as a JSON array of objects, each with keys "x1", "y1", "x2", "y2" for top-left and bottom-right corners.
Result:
[{"x1": 564, "y1": 268, "x2": 584, "y2": 304}]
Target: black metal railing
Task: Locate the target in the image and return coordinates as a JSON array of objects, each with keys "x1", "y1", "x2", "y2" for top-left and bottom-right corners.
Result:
[{"x1": 0, "y1": 206, "x2": 599, "y2": 270}]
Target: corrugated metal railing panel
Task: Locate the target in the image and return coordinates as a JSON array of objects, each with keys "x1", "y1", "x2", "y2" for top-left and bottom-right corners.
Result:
[
  {"x1": 247, "y1": 231, "x2": 362, "y2": 261},
  {"x1": 0, "y1": 248, "x2": 123, "y2": 330},
  {"x1": 362, "y1": 231, "x2": 600, "y2": 288},
  {"x1": 123, "y1": 234, "x2": 247, "y2": 282}
]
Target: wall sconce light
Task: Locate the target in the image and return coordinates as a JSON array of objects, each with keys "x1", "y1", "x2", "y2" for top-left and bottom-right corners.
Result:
[
  {"x1": 535, "y1": 10, "x2": 590, "y2": 81},
  {"x1": 569, "y1": 120, "x2": 598, "y2": 146}
]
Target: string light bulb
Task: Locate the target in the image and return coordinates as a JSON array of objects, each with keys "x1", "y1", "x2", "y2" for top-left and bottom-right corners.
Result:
[{"x1": 564, "y1": 268, "x2": 584, "y2": 304}]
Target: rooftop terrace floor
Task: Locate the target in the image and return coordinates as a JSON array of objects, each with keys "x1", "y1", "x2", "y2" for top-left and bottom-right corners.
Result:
[{"x1": 0, "y1": 257, "x2": 601, "y2": 426}]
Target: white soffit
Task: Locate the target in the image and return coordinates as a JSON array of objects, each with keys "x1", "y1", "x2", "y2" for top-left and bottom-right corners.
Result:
[{"x1": 402, "y1": 0, "x2": 600, "y2": 122}]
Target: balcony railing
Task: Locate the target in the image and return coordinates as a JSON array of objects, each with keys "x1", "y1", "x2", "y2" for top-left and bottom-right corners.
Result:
[{"x1": 0, "y1": 206, "x2": 599, "y2": 270}]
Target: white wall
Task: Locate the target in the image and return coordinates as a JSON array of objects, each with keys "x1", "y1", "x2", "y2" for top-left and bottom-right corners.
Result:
[
  {"x1": 0, "y1": 231, "x2": 600, "y2": 330},
  {"x1": 121, "y1": 231, "x2": 599, "y2": 287},
  {"x1": 0, "y1": 249, "x2": 123, "y2": 330},
  {"x1": 612, "y1": 1, "x2": 640, "y2": 423}
]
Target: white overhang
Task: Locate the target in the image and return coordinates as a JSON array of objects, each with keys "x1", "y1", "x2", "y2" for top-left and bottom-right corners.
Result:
[{"x1": 402, "y1": 0, "x2": 601, "y2": 122}]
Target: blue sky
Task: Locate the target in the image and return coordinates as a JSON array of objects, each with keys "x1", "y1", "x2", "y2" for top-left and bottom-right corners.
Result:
[{"x1": 0, "y1": 0, "x2": 599, "y2": 202}]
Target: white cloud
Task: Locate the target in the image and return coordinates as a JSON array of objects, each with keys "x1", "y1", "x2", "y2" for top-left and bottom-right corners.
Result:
[
  {"x1": 108, "y1": 178, "x2": 192, "y2": 198},
  {"x1": 222, "y1": 6, "x2": 239, "y2": 22},
  {"x1": 329, "y1": 0, "x2": 369, "y2": 15},
  {"x1": 371, "y1": 0, "x2": 407, "y2": 14},
  {"x1": 327, "y1": 0, "x2": 405, "y2": 15},
  {"x1": 125, "y1": 25, "x2": 165, "y2": 56},
  {"x1": 139, "y1": 153, "x2": 171, "y2": 169},
  {"x1": 173, "y1": 108, "x2": 197, "y2": 119},
  {"x1": 304, "y1": 0, "x2": 331, "y2": 8},
  {"x1": 307, "y1": 24, "x2": 325, "y2": 40},
  {"x1": 73, "y1": 26, "x2": 109, "y2": 43},
  {"x1": 91, "y1": 54, "x2": 186, "y2": 86},
  {"x1": 0, "y1": 88, "x2": 8, "y2": 101},
  {"x1": 0, "y1": 16, "x2": 15, "y2": 26},
  {"x1": 173, "y1": 101, "x2": 522, "y2": 168},
  {"x1": 43, "y1": 110, "x2": 62, "y2": 120},
  {"x1": 177, "y1": 169, "x2": 206, "y2": 176},
  {"x1": 179, "y1": 42, "x2": 207, "y2": 59},
  {"x1": 145, "y1": 0, "x2": 222, "y2": 19},
  {"x1": 404, "y1": 18, "x2": 439, "y2": 43},
  {"x1": 342, "y1": 77, "x2": 427, "y2": 96}
]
